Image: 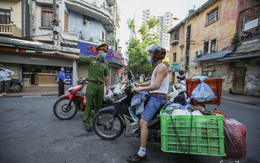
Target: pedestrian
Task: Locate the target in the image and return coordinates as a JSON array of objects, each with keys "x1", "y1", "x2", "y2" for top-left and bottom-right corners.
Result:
[
  {"x1": 128, "y1": 45, "x2": 169, "y2": 162},
  {"x1": 53, "y1": 43, "x2": 110, "y2": 132},
  {"x1": 120, "y1": 74, "x2": 123, "y2": 83},
  {"x1": 58, "y1": 67, "x2": 66, "y2": 96},
  {"x1": 176, "y1": 70, "x2": 185, "y2": 83},
  {"x1": 0, "y1": 64, "x2": 14, "y2": 96}
]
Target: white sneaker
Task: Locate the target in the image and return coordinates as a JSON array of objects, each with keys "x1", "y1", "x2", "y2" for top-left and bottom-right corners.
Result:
[{"x1": 2, "y1": 93, "x2": 7, "y2": 96}]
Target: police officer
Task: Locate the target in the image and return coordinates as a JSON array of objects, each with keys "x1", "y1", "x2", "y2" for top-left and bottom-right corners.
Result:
[{"x1": 53, "y1": 43, "x2": 110, "y2": 132}]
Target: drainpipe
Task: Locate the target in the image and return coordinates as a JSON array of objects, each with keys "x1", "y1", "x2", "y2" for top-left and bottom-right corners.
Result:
[{"x1": 183, "y1": 19, "x2": 188, "y2": 73}]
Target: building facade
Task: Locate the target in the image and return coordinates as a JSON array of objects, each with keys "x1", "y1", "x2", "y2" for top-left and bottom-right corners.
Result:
[
  {"x1": 168, "y1": 0, "x2": 260, "y2": 96},
  {"x1": 0, "y1": 0, "x2": 23, "y2": 37},
  {"x1": 0, "y1": 0, "x2": 122, "y2": 88}
]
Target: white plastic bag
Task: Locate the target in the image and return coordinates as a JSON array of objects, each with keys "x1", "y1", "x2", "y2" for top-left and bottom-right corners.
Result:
[
  {"x1": 191, "y1": 78, "x2": 217, "y2": 102},
  {"x1": 103, "y1": 87, "x2": 113, "y2": 101},
  {"x1": 113, "y1": 87, "x2": 122, "y2": 95}
]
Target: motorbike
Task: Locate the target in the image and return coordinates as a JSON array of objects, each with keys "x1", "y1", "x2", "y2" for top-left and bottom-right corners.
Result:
[
  {"x1": 172, "y1": 79, "x2": 186, "y2": 93},
  {"x1": 0, "y1": 79, "x2": 23, "y2": 93},
  {"x1": 53, "y1": 77, "x2": 114, "y2": 120},
  {"x1": 92, "y1": 71, "x2": 165, "y2": 142}
]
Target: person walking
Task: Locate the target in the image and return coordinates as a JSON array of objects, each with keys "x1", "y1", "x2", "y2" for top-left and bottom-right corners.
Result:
[
  {"x1": 53, "y1": 43, "x2": 110, "y2": 132},
  {"x1": 0, "y1": 64, "x2": 14, "y2": 96},
  {"x1": 127, "y1": 45, "x2": 169, "y2": 162},
  {"x1": 58, "y1": 67, "x2": 66, "y2": 96}
]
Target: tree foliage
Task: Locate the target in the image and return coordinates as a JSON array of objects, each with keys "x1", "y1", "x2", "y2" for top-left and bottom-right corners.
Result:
[{"x1": 125, "y1": 18, "x2": 161, "y2": 76}]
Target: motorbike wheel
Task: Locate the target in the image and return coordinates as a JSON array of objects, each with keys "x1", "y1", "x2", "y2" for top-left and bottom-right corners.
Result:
[
  {"x1": 10, "y1": 84, "x2": 23, "y2": 93},
  {"x1": 53, "y1": 97, "x2": 78, "y2": 120},
  {"x1": 93, "y1": 112, "x2": 124, "y2": 140}
]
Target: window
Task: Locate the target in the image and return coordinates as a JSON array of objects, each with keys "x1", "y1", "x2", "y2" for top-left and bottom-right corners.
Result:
[
  {"x1": 173, "y1": 53, "x2": 177, "y2": 62},
  {"x1": 251, "y1": 0, "x2": 260, "y2": 7},
  {"x1": 102, "y1": 32, "x2": 104, "y2": 41},
  {"x1": 0, "y1": 9, "x2": 10, "y2": 24},
  {"x1": 64, "y1": 10, "x2": 68, "y2": 32},
  {"x1": 41, "y1": 6, "x2": 53, "y2": 27},
  {"x1": 204, "y1": 42, "x2": 209, "y2": 54},
  {"x1": 202, "y1": 70, "x2": 214, "y2": 77},
  {"x1": 83, "y1": 15, "x2": 95, "y2": 25},
  {"x1": 206, "y1": 8, "x2": 218, "y2": 25},
  {"x1": 211, "y1": 39, "x2": 217, "y2": 52}
]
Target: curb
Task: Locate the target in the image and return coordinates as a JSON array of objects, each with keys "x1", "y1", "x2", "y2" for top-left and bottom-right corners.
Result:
[
  {"x1": 222, "y1": 97, "x2": 260, "y2": 107},
  {"x1": 0, "y1": 93, "x2": 58, "y2": 98}
]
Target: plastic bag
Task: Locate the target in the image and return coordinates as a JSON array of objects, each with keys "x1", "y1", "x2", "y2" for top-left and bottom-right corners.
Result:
[
  {"x1": 173, "y1": 91, "x2": 188, "y2": 105},
  {"x1": 128, "y1": 106, "x2": 140, "y2": 122},
  {"x1": 191, "y1": 78, "x2": 217, "y2": 102},
  {"x1": 103, "y1": 87, "x2": 113, "y2": 102},
  {"x1": 192, "y1": 76, "x2": 208, "y2": 79},
  {"x1": 165, "y1": 103, "x2": 182, "y2": 114},
  {"x1": 113, "y1": 87, "x2": 122, "y2": 95},
  {"x1": 222, "y1": 118, "x2": 247, "y2": 161},
  {"x1": 131, "y1": 91, "x2": 149, "y2": 115}
]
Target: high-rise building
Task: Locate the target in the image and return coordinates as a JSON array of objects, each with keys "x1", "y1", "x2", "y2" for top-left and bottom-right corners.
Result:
[{"x1": 142, "y1": 10, "x2": 174, "y2": 50}]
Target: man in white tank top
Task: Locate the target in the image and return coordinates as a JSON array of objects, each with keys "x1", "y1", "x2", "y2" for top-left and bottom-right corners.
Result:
[{"x1": 127, "y1": 45, "x2": 169, "y2": 162}]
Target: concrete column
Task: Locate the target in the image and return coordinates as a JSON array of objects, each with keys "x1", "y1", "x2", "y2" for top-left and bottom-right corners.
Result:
[
  {"x1": 72, "y1": 60, "x2": 78, "y2": 85},
  {"x1": 208, "y1": 40, "x2": 211, "y2": 54}
]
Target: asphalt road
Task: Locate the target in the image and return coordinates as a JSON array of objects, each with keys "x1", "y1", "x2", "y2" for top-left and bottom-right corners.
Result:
[{"x1": 0, "y1": 96, "x2": 259, "y2": 163}]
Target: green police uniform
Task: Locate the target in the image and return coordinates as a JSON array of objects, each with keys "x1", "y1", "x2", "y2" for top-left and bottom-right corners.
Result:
[{"x1": 79, "y1": 56, "x2": 110, "y2": 127}]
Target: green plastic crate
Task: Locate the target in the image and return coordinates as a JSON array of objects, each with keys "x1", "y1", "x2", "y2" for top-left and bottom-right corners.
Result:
[{"x1": 160, "y1": 110, "x2": 226, "y2": 156}]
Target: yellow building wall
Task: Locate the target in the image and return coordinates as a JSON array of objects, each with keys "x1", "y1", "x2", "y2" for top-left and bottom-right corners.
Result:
[
  {"x1": 187, "y1": 0, "x2": 239, "y2": 77},
  {"x1": 169, "y1": 24, "x2": 187, "y2": 84},
  {"x1": 1, "y1": 1, "x2": 22, "y2": 29}
]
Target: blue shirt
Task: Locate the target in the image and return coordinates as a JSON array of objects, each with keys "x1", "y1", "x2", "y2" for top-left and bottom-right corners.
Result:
[{"x1": 58, "y1": 71, "x2": 65, "y2": 81}]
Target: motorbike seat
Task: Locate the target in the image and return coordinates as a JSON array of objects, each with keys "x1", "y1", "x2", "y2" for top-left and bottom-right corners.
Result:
[{"x1": 11, "y1": 79, "x2": 21, "y2": 82}]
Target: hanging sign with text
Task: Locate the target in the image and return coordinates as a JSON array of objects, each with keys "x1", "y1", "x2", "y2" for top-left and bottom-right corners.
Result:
[{"x1": 77, "y1": 42, "x2": 122, "y2": 65}]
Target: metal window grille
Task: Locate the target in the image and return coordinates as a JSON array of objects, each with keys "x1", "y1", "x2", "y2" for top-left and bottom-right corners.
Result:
[{"x1": 207, "y1": 8, "x2": 218, "y2": 25}]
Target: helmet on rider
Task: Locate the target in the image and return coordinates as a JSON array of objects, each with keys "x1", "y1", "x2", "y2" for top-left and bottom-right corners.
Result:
[
  {"x1": 179, "y1": 70, "x2": 184, "y2": 75},
  {"x1": 0, "y1": 64, "x2": 3, "y2": 67},
  {"x1": 146, "y1": 44, "x2": 166, "y2": 64}
]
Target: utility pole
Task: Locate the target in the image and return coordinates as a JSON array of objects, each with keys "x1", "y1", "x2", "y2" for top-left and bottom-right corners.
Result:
[{"x1": 53, "y1": 0, "x2": 60, "y2": 46}]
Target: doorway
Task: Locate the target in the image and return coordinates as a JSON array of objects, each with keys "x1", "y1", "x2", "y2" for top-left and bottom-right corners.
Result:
[{"x1": 233, "y1": 67, "x2": 246, "y2": 92}]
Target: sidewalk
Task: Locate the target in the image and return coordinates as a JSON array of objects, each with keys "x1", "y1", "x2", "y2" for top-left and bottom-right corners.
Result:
[{"x1": 1, "y1": 85, "x2": 260, "y2": 107}]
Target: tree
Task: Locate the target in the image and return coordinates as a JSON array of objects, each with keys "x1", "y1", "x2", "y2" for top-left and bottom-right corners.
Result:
[{"x1": 125, "y1": 18, "x2": 160, "y2": 76}]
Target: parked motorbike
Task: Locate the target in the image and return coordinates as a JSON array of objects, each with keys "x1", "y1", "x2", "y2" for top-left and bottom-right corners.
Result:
[
  {"x1": 53, "y1": 77, "x2": 114, "y2": 120},
  {"x1": 172, "y1": 79, "x2": 186, "y2": 93},
  {"x1": 92, "y1": 71, "x2": 165, "y2": 141},
  {"x1": 0, "y1": 79, "x2": 23, "y2": 93}
]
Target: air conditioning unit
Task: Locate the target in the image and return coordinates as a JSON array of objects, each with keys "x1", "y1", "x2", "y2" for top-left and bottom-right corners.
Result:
[{"x1": 195, "y1": 50, "x2": 202, "y2": 57}]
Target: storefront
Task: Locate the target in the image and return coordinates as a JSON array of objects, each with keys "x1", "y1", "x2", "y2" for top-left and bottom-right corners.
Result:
[
  {"x1": 77, "y1": 41, "x2": 123, "y2": 85},
  {"x1": 170, "y1": 63, "x2": 180, "y2": 84},
  {"x1": 0, "y1": 37, "x2": 79, "y2": 86}
]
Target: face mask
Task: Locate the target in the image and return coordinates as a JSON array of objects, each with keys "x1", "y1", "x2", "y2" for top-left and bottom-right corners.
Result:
[
  {"x1": 101, "y1": 52, "x2": 107, "y2": 59},
  {"x1": 148, "y1": 56, "x2": 153, "y2": 64},
  {"x1": 61, "y1": 69, "x2": 65, "y2": 71}
]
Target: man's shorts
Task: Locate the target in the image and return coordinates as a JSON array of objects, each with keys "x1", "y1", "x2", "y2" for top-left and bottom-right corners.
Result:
[{"x1": 141, "y1": 94, "x2": 167, "y2": 122}]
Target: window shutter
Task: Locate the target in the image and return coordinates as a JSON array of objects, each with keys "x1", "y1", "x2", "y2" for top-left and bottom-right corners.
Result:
[{"x1": 64, "y1": 10, "x2": 68, "y2": 32}]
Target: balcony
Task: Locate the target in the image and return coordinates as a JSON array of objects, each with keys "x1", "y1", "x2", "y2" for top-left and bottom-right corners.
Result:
[
  {"x1": 0, "y1": 24, "x2": 21, "y2": 37},
  {"x1": 65, "y1": 0, "x2": 115, "y2": 32}
]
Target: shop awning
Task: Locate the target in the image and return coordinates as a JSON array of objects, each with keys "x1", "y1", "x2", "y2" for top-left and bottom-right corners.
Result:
[
  {"x1": 218, "y1": 53, "x2": 260, "y2": 61},
  {"x1": 194, "y1": 49, "x2": 233, "y2": 62},
  {"x1": 171, "y1": 63, "x2": 180, "y2": 72}
]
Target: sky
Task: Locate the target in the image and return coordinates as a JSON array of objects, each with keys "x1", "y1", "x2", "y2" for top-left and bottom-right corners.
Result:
[{"x1": 117, "y1": 0, "x2": 209, "y2": 56}]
